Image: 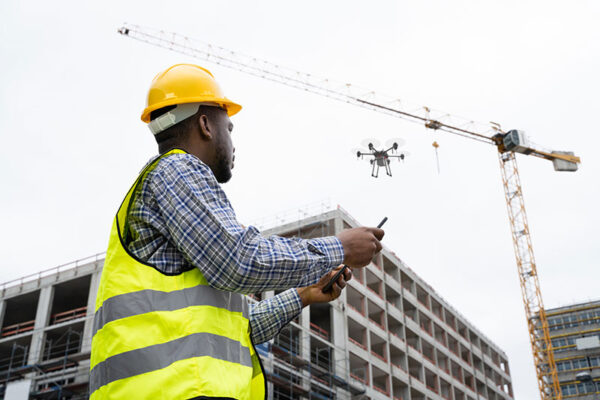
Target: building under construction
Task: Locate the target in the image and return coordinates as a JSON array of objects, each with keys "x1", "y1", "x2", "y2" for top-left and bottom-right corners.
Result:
[
  {"x1": 541, "y1": 300, "x2": 600, "y2": 398},
  {"x1": 0, "y1": 206, "x2": 513, "y2": 399}
]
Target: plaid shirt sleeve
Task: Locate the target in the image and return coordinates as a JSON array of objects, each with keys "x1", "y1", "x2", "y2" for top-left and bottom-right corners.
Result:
[
  {"x1": 148, "y1": 153, "x2": 344, "y2": 292},
  {"x1": 249, "y1": 289, "x2": 302, "y2": 344}
]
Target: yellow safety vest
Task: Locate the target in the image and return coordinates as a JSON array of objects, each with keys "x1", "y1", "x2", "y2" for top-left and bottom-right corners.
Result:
[{"x1": 90, "y1": 149, "x2": 266, "y2": 399}]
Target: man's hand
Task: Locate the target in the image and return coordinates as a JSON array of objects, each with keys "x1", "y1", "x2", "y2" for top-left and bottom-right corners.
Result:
[
  {"x1": 297, "y1": 265, "x2": 352, "y2": 307},
  {"x1": 336, "y1": 227, "x2": 384, "y2": 268}
]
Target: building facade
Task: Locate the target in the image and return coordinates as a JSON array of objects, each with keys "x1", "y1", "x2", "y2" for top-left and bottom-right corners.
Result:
[
  {"x1": 545, "y1": 300, "x2": 600, "y2": 399},
  {"x1": 0, "y1": 207, "x2": 513, "y2": 399}
]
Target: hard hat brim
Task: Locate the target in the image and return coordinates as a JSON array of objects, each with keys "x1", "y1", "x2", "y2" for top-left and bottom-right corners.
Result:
[{"x1": 141, "y1": 97, "x2": 242, "y2": 123}]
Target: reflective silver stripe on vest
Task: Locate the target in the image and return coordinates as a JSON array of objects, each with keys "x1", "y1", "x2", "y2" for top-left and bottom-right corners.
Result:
[
  {"x1": 93, "y1": 286, "x2": 246, "y2": 335},
  {"x1": 89, "y1": 331, "x2": 252, "y2": 393}
]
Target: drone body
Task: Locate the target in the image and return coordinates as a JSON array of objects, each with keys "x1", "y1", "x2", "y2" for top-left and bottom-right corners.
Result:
[{"x1": 355, "y1": 139, "x2": 408, "y2": 177}]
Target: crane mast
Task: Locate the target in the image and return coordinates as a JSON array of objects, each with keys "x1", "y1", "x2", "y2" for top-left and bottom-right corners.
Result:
[
  {"x1": 498, "y1": 151, "x2": 561, "y2": 399},
  {"x1": 119, "y1": 23, "x2": 581, "y2": 399}
]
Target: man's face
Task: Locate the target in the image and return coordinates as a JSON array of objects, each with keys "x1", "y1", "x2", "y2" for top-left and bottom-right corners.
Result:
[{"x1": 212, "y1": 108, "x2": 235, "y2": 183}]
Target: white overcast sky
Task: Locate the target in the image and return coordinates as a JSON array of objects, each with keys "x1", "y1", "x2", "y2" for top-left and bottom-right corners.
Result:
[{"x1": 1, "y1": 1, "x2": 599, "y2": 398}]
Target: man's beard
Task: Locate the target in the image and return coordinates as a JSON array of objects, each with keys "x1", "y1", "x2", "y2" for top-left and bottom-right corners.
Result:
[{"x1": 214, "y1": 141, "x2": 232, "y2": 183}]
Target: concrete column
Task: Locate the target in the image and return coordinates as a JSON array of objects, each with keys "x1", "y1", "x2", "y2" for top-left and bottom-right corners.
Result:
[
  {"x1": 300, "y1": 307, "x2": 311, "y2": 393},
  {"x1": 0, "y1": 300, "x2": 6, "y2": 330},
  {"x1": 81, "y1": 271, "x2": 102, "y2": 353},
  {"x1": 334, "y1": 213, "x2": 355, "y2": 399},
  {"x1": 27, "y1": 286, "x2": 53, "y2": 364},
  {"x1": 334, "y1": 213, "x2": 344, "y2": 235},
  {"x1": 332, "y1": 299, "x2": 350, "y2": 399}
]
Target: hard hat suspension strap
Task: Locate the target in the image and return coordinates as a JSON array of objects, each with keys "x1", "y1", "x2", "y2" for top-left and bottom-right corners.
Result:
[{"x1": 148, "y1": 103, "x2": 203, "y2": 135}]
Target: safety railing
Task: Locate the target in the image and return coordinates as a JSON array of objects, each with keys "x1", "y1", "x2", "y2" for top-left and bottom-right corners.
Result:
[
  {"x1": 347, "y1": 303, "x2": 365, "y2": 316},
  {"x1": 0, "y1": 253, "x2": 104, "y2": 293},
  {"x1": 349, "y1": 372, "x2": 367, "y2": 385},
  {"x1": 1, "y1": 320, "x2": 35, "y2": 337},
  {"x1": 373, "y1": 384, "x2": 390, "y2": 396},
  {"x1": 309, "y1": 322, "x2": 329, "y2": 340},
  {"x1": 51, "y1": 307, "x2": 87, "y2": 325},
  {"x1": 371, "y1": 350, "x2": 387, "y2": 363},
  {"x1": 251, "y1": 199, "x2": 335, "y2": 231}
]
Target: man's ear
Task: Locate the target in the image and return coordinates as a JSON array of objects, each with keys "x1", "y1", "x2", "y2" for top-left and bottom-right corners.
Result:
[{"x1": 197, "y1": 114, "x2": 213, "y2": 140}]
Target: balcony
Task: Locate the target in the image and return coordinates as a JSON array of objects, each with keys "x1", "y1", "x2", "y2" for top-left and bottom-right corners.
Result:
[
  {"x1": 1, "y1": 290, "x2": 39, "y2": 338},
  {"x1": 370, "y1": 331, "x2": 388, "y2": 364},
  {"x1": 346, "y1": 286, "x2": 365, "y2": 316},
  {"x1": 309, "y1": 303, "x2": 330, "y2": 340},
  {"x1": 49, "y1": 275, "x2": 91, "y2": 327},
  {"x1": 408, "y1": 356, "x2": 424, "y2": 383},
  {"x1": 425, "y1": 368, "x2": 439, "y2": 395},
  {"x1": 365, "y1": 269, "x2": 383, "y2": 300},
  {"x1": 349, "y1": 351, "x2": 369, "y2": 385},
  {"x1": 431, "y1": 298, "x2": 444, "y2": 321},
  {"x1": 415, "y1": 284, "x2": 430, "y2": 310},
  {"x1": 387, "y1": 313, "x2": 404, "y2": 341},
  {"x1": 372, "y1": 365, "x2": 390, "y2": 396},
  {"x1": 433, "y1": 322, "x2": 447, "y2": 347},
  {"x1": 347, "y1": 317, "x2": 367, "y2": 351},
  {"x1": 385, "y1": 283, "x2": 401, "y2": 310},
  {"x1": 436, "y1": 349, "x2": 450, "y2": 375},
  {"x1": 367, "y1": 299, "x2": 385, "y2": 331},
  {"x1": 400, "y1": 271, "x2": 414, "y2": 294},
  {"x1": 419, "y1": 311, "x2": 433, "y2": 337},
  {"x1": 390, "y1": 343, "x2": 407, "y2": 371},
  {"x1": 382, "y1": 254, "x2": 400, "y2": 281},
  {"x1": 403, "y1": 298, "x2": 418, "y2": 324},
  {"x1": 392, "y1": 376, "x2": 409, "y2": 400},
  {"x1": 406, "y1": 328, "x2": 420, "y2": 353}
]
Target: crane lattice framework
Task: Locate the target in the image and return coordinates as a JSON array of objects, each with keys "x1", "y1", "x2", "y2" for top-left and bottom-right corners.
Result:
[{"x1": 118, "y1": 23, "x2": 582, "y2": 399}]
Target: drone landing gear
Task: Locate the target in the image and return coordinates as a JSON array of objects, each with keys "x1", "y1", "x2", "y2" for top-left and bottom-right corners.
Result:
[
  {"x1": 370, "y1": 159, "x2": 393, "y2": 177},
  {"x1": 385, "y1": 159, "x2": 392, "y2": 177},
  {"x1": 371, "y1": 159, "x2": 379, "y2": 178}
]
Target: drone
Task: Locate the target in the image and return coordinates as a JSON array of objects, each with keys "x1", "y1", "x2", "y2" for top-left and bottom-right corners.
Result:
[{"x1": 354, "y1": 138, "x2": 409, "y2": 178}]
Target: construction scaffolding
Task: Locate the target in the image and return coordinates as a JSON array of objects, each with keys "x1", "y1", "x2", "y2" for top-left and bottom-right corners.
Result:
[
  {"x1": 0, "y1": 207, "x2": 515, "y2": 399},
  {"x1": 260, "y1": 318, "x2": 365, "y2": 399},
  {"x1": 0, "y1": 314, "x2": 91, "y2": 399},
  {"x1": 0, "y1": 265, "x2": 96, "y2": 400}
]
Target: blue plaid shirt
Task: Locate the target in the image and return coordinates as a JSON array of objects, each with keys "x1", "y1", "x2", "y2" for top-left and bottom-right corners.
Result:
[{"x1": 126, "y1": 152, "x2": 344, "y2": 344}]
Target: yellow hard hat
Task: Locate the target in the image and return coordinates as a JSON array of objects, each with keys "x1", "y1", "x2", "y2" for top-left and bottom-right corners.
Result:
[{"x1": 141, "y1": 64, "x2": 242, "y2": 123}]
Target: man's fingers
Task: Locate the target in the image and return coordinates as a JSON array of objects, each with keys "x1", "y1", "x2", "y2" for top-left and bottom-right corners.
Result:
[
  {"x1": 331, "y1": 282, "x2": 342, "y2": 299},
  {"x1": 368, "y1": 227, "x2": 385, "y2": 241},
  {"x1": 344, "y1": 268, "x2": 352, "y2": 281}
]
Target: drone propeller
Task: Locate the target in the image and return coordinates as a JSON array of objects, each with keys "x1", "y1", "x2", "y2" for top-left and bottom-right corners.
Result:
[
  {"x1": 361, "y1": 138, "x2": 381, "y2": 150},
  {"x1": 351, "y1": 148, "x2": 364, "y2": 158},
  {"x1": 397, "y1": 151, "x2": 411, "y2": 161},
  {"x1": 385, "y1": 138, "x2": 406, "y2": 150}
]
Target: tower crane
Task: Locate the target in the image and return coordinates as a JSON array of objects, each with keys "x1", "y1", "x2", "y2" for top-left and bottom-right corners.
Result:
[{"x1": 118, "y1": 23, "x2": 582, "y2": 399}]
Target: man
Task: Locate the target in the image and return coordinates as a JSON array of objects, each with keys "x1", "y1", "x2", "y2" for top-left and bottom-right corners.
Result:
[{"x1": 90, "y1": 64, "x2": 384, "y2": 399}]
